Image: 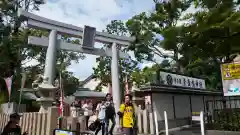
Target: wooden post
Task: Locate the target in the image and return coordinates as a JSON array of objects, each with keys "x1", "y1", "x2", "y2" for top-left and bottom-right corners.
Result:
[
  {"x1": 164, "y1": 111, "x2": 169, "y2": 135},
  {"x1": 200, "y1": 111, "x2": 205, "y2": 135},
  {"x1": 149, "y1": 111, "x2": 155, "y2": 134},
  {"x1": 32, "y1": 113, "x2": 38, "y2": 135},
  {"x1": 36, "y1": 113, "x2": 42, "y2": 135},
  {"x1": 137, "y1": 105, "x2": 143, "y2": 134},
  {"x1": 154, "y1": 110, "x2": 159, "y2": 135},
  {"x1": 41, "y1": 113, "x2": 47, "y2": 135},
  {"x1": 143, "y1": 109, "x2": 148, "y2": 134},
  {"x1": 46, "y1": 107, "x2": 59, "y2": 135}
]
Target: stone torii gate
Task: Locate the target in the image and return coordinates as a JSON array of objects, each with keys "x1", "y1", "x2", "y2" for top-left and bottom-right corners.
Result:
[{"x1": 18, "y1": 9, "x2": 134, "y2": 125}]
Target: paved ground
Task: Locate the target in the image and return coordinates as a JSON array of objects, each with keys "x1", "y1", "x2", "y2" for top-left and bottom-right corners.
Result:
[
  {"x1": 169, "y1": 127, "x2": 202, "y2": 135},
  {"x1": 92, "y1": 126, "x2": 202, "y2": 135},
  {"x1": 0, "y1": 126, "x2": 203, "y2": 135}
]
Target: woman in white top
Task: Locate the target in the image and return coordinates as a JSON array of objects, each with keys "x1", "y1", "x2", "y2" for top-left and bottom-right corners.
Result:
[
  {"x1": 95, "y1": 100, "x2": 106, "y2": 135},
  {"x1": 82, "y1": 100, "x2": 93, "y2": 130}
]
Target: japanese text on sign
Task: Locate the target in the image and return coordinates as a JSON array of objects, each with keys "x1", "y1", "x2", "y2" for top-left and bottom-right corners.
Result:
[
  {"x1": 221, "y1": 63, "x2": 240, "y2": 80},
  {"x1": 159, "y1": 71, "x2": 206, "y2": 89}
]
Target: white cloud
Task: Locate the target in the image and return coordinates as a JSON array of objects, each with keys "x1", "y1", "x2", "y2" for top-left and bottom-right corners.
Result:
[{"x1": 29, "y1": 0, "x2": 153, "y2": 80}]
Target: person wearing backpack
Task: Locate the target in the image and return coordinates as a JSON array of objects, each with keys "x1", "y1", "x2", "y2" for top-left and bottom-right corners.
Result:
[
  {"x1": 117, "y1": 94, "x2": 137, "y2": 135},
  {"x1": 104, "y1": 93, "x2": 116, "y2": 135}
]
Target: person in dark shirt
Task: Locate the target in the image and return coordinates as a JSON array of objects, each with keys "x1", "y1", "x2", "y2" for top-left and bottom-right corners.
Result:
[
  {"x1": 104, "y1": 93, "x2": 116, "y2": 135},
  {"x1": 1, "y1": 113, "x2": 27, "y2": 135}
]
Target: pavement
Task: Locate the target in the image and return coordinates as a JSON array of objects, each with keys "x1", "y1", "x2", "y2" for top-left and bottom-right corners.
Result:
[
  {"x1": 91, "y1": 125, "x2": 203, "y2": 135},
  {"x1": 168, "y1": 127, "x2": 202, "y2": 135}
]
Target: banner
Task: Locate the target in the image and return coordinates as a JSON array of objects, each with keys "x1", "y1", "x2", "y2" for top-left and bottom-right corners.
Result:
[
  {"x1": 4, "y1": 76, "x2": 13, "y2": 102},
  {"x1": 125, "y1": 76, "x2": 130, "y2": 94},
  {"x1": 58, "y1": 73, "x2": 64, "y2": 117},
  {"x1": 221, "y1": 62, "x2": 240, "y2": 96}
]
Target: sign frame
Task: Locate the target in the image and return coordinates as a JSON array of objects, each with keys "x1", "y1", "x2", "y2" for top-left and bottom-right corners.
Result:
[
  {"x1": 158, "y1": 71, "x2": 206, "y2": 90},
  {"x1": 221, "y1": 62, "x2": 240, "y2": 96}
]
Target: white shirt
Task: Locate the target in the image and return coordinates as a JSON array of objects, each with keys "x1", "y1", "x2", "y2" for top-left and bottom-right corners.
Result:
[
  {"x1": 82, "y1": 103, "x2": 93, "y2": 116},
  {"x1": 70, "y1": 106, "x2": 77, "y2": 117},
  {"x1": 96, "y1": 103, "x2": 106, "y2": 120}
]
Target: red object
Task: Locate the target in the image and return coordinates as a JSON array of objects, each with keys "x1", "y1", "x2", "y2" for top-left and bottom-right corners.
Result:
[
  {"x1": 59, "y1": 88, "x2": 64, "y2": 117},
  {"x1": 4, "y1": 76, "x2": 13, "y2": 101}
]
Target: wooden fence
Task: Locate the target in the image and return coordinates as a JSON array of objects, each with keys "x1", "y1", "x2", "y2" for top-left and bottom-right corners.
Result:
[
  {"x1": 0, "y1": 107, "x2": 59, "y2": 135},
  {"x1": 0, "y1": 106, "x2": 157, "y2": 135}
]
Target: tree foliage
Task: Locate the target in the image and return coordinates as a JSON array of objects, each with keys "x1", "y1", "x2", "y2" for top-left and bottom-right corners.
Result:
[
  {"x1": 126, "y1": 0, "x2": 240, "y2": 90},
  {"x1": 93, "y1": 20, "x2": 139, "y2": 96},
  {"x1": 0, "y1": 0, "x2": 84, "y2": 103}
]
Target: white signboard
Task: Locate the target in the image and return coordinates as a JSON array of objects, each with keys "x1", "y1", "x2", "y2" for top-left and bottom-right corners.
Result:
[
  {"x1": 221, "y1": 62, "x2": 240, "y2": 96},
  {"x1": 159, "y1": 71, "x2": 206, "y2": 89},
  {"x1": 192, "y1": 116, "x2": 201, "y2": 121}
]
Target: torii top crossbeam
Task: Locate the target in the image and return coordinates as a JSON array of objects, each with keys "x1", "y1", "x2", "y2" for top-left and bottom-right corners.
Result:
[{"x1": 18, "y1": 9, "x2": 135, "y2": 46}]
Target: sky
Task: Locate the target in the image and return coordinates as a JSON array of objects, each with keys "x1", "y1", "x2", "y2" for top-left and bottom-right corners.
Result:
[{"x1": 30, "y1": 0, "x2": 155, "y2": 80}]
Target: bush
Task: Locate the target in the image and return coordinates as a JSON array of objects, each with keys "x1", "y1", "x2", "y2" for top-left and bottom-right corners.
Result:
[{"x1": 212, "y1": 108, "x2": 240, "y2": 131}]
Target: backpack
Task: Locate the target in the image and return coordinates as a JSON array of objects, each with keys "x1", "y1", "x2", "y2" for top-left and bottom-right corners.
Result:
[{"x1": 105, "y1": 102, "x2": 115, "y2": 119}]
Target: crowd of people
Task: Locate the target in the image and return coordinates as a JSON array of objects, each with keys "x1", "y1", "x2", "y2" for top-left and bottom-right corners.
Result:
[
  {"x1": 84, "y1": 93, "x2": 137, "y2": 135},
  {"x1": 1, "y1": 93, "x2": 137, "y2": 135}
]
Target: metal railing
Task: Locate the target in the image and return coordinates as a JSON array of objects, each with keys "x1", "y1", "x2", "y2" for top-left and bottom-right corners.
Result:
[{"x1": 205, "y1": 98, "x2": 240, "y2": 131}]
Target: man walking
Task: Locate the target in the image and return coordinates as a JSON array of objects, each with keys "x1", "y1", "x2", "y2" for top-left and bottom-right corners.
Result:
[
  {"x1": 104, "y1": 93, "x2": 116, "y2": 135},
  {"x1": 1, "y1": 113, "x2": 27, "y2": 135},
  {"x1": 117, "y1": 94, "x2": 137, "y2": 135}
]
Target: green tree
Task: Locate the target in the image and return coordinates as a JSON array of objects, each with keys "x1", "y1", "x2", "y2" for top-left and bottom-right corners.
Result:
[
  {"x1": 0, "y1": 0, "x2": 46, "y2": 102},
  {"x1": 178, "y1": 0, "x2": 240, "y2": 90},
  {"x1": 126, "y1": 0, "x2": 191, "y2": 67},
  {"x1": 131, "y1": 60, "x2": 171, "y2": 87},
  {"x1": 0, "y1": 0, "x2": 84, "y2": 102},
  {"x1": 126, "y1": 0, "x2": 240, "y2": 90},
  {"x1": 93, "y1": 20, "x2": 139, "y2": 99}
]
